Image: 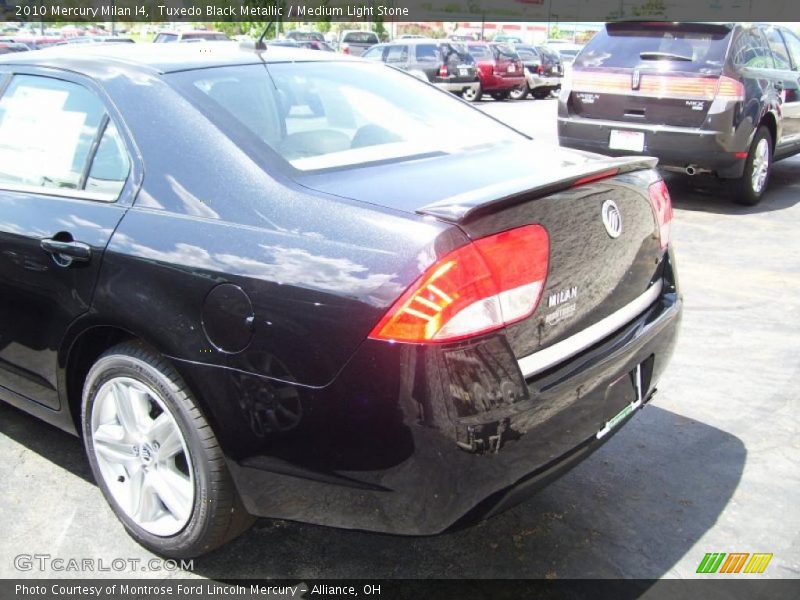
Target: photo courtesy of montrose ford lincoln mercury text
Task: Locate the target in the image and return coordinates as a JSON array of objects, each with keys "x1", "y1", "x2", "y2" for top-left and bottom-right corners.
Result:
[{"x1": 0, "y1": 42, "x2": 681, "y2": 558}]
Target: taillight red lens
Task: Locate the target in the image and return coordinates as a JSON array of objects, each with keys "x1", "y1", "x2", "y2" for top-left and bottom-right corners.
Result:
[
  {"x1": 537, "y1": 64, "x2": 545, "y2": 75},
  {"x1": 439, "y1": 64, "x2": 449, "y2": 77},
  {"x1": 369, "y1": 225, "x2": 550, "y2": 343},
  {"x1": 341, "y1": 45, "x2": 350, "y2": 54},
  {"x1": 648, "y1": 180, "x2": 673, "y2": 250}
]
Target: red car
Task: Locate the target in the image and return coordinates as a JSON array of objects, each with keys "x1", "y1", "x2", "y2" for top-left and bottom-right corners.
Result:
[{"x1": 462, "y1": 42, "x2": 525, "y2": 101}]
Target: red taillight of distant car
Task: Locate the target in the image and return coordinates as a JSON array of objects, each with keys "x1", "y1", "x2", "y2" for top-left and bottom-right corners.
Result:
[
  {"x1": 648, "y1": 179, "x2": 673, "y2": 250},
  {"x1": 369, "y1": 225, "x2": 550, "y2": 343},
  {"x1": 439, "y1": 64, "x2": 449, "y2": 77}
]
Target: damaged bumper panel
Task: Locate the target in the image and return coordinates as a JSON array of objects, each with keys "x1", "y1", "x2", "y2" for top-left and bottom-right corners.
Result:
[{"x1": 175, "y1": 260, "x2": 681, "y2": 535}]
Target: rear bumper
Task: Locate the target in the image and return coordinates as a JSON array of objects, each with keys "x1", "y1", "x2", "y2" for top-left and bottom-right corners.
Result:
[
  {"x1": 436, "y1": 81, "x2": 480, "y2": 95},
  {"x1": 175, "y1": 252, "x2": 682, "y2": 535},
  {"x1": 557, "y1": 115, "x2": 747, "y2": 178},
  {"x1": 481, "y1": 74, "x2": 526, "y2": 92},
  {"x1": 526, "y1": 73, "x2": 562, "y2": 90}
]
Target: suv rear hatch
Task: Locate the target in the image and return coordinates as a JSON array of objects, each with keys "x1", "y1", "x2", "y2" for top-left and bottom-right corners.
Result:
[{"x1": 567, "y1": 22, "x2": 734, "y2": 128}]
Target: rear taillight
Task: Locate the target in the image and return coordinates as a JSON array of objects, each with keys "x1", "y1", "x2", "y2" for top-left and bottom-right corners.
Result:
[
  {"x1": 341, "y1": 44, "x2": 350, "y2": 54},
  {"x1": 572, "y1": 71, "x2": 744, "y2": 103},
  {"x1": 648, "y1": 180, "x2": 673, "y2": 250},
  {"x1": 715, "y1": 75, "x2": 745, "y2": 101},
  {"x1": 369, "y1": 225, "x2": 550, "y2": 343},
  {"x1": 537, "y1": 64, "x2": 545, "y2": 75},
  {"x1": 439, "y1": 64, "x2": 449, "y2": 77}
]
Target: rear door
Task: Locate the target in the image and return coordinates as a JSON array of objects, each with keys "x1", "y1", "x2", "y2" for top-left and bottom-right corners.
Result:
[
  {"x1": 763, "y1": 26, "x2": 800, "y2": 148},
  {"x1": 0, "y1": 72, "x2": 133, "y2": 409},
  {"x1": 568, "y1": 22, "x2": 734, "y2": 129}
]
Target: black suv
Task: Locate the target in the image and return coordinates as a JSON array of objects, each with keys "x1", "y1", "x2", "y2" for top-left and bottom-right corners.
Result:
[
  {"x1": 558, "y1": 22, "x2": 800, "y2": 204},
  {"x1": 362, "y1": 39, "x2": 480, "y2": 99}
]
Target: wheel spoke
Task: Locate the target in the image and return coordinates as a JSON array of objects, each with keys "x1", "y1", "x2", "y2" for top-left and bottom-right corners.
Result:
[
  {"x1": 94, "y1": 424, "x2": 136, "y2": 464},
  {"x1": 134, "y1": 476, "x2": 163, "y2": 523},
  {"x1": 112, "y1": 382, "x2": 148, "y2": 436},
  {"x1": 148, "y1": 413, "x2": 183, "y2": 459},
  {"x1": 150, "y1": 469, "x2": 192, "y2": 523}
]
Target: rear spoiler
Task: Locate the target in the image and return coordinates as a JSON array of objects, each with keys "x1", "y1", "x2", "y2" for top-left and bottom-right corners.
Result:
[{"x1": 416, "y1": 155, "x2": 658, "y2": 223}]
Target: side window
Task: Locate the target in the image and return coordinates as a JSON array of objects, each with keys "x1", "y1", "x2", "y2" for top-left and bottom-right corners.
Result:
[
  {"x1": 731, "y1": 29, "x2": 774, "y2": 69},
  {"x1": 415, "y1": 44, "x2": 439, "y2": 62},
  {"x1": 764, "y1": 27, "x2": 791, "y2": 69},
  {"x1": 0, "y1": 75, "x2": 104, "y2": 191},
  {"x1": 386, "y1": 45, "x2": 408, "y2": 64},
  {"x1": 86, "y1": 122, "x2": 130, "y2": 197},
  {"x1": 154, "y1": 34, "x2": 178, "y2": 43},
  {"x1": 780, "y1": 30, "x2": 800, "y2": 69},
  {"x1": 362, "y1": 46, "x2": 385, "y2": 61}
]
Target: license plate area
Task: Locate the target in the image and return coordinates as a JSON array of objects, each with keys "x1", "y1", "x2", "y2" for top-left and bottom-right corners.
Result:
[
  {"x1": 609, "y1": 129, "x2": 645, "y2": 152},
  {"x1": 597, "y1": 358, "x2": 653, "y2": 439}
]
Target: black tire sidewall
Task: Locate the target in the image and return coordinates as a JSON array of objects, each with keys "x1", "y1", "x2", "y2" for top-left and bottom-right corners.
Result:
[{"x1": 81, "y1": 352, "x2": 217, "y2": 557}]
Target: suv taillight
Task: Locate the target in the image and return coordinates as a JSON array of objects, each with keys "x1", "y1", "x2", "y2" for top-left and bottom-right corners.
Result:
[
  {"x1": 648, "y1": 180, "x2": 673, "y2": 250},
  {"x1": 439, "y1": 64, "x2": 449, "y2": 77},
  {"x1": 369, "y1": 225, "x2": 550, "y2": 343},
  {"x1": 341, "y1": 44, "x2": 350, "y2": 54},
  {"x1": 537, "y1": 64, "x2": 545, "y2": 75},
  {"x1": 716, "y1": 75, "x2": 745, "y2": 101}
]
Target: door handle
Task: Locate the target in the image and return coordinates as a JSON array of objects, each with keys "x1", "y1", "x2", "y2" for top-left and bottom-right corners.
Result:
[{"x1": 41, "y1": 238, "x2": 92, "y2": 265}]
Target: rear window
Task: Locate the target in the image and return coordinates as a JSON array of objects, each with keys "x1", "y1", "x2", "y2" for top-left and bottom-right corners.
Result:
[
  {"x1": 492, "y1": 45, "x2": 518, "y2": 60},
  {"x1": 575, "y1": 23, "x2": 732, "y2": 73},
  {"x1": 342, "y1": 32, "x2": 379, "y2": 44},
  {"x1": 154, "y1": 33, "x2": 178, "y2": 43},
  {"x1": 515, "y1": 48, "x2": 538, "y2": 61},
  {"x1": 170, "y1": 62, "x2": 522, "y2": 172},
  {"x1": 467, "y1": 44, "x2": 491, "y2": 59},
  {"x1": 183, "y1": 32, "x2": 229, "y2": 41},
  {"x1": 288, "y1": 31, "x2": 324, "y2": 42}
]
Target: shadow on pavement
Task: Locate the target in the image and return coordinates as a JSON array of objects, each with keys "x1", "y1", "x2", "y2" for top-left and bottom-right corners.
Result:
[
  {"x1": 0, "y1": 397, "x2": 746, "y2": 578},
  {"x1": 188, "y1": 405, "x2": 745, "y2": 579},
  {"x1": 0, "y1": 400, "x2": 92, "y2": 484},
  {"x1": 665, "y1": 156, "x2": 800, "y2": 215}
]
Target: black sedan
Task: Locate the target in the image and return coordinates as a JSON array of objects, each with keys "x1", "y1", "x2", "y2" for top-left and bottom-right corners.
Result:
[{"x1": 0, "y1": 42, "x2": 681, "y2": 557}]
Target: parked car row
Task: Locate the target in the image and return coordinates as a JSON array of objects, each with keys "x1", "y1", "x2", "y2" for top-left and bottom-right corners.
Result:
[{"x1": 363, "y1": 38, "x2": 565, "y2": 102}]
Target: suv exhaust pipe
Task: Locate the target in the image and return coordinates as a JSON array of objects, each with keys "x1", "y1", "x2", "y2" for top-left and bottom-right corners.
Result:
[{"x1": 685, "y1": 165, "x2": 698, "y2": 176}]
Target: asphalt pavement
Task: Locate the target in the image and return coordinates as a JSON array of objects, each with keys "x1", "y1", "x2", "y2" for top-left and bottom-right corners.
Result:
[{"x1": 0, "y1": 97, "x2": 798, "y2": 580}]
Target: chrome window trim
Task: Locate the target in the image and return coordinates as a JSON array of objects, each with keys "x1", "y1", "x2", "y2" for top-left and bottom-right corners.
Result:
[
  {"x1": 0, "y1": 183, "x2": 117, "y2": 203},
  {"x1": 518, "y1": 280, "x2": 664, "y2": 379}
]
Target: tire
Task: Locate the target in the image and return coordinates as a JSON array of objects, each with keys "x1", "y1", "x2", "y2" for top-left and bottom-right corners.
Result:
[
  {"x1": 509, "y1": 84, "x2": 529, "y2": 100},
  {"x1": 81, "y1": 341, "x2": 254, "y2": 558},
  {"x1": 491, "y1": 91, "x2": 510, "y2": 101},
  {"x1": 461, "y1": 85, "x2": 482, "y2": 102},
  {"x1": 729, "y1": 126, "x2": 772, "y2": 206}
]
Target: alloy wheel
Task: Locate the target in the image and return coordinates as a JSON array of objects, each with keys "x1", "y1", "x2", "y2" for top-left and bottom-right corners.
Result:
[
  {"x1": 750, "y1": 137, "x2": 770, "y2": 194},
  {"x1": 90, "y1": 377, "x2": 195, "y2": 536}
]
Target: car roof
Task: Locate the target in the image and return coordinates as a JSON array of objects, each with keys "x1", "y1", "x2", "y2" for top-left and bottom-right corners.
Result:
[{"x1": 0, "y1": 41, "x2": 351, "y2": 75}]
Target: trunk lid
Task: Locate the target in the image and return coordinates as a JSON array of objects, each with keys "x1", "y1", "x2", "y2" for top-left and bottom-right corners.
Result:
[
  {"x1": 567, "y1": 22, "x2": 733, "y2": 128},
  {"x1": 296, "y1": 142, "x2": 663, "y2": 360}
]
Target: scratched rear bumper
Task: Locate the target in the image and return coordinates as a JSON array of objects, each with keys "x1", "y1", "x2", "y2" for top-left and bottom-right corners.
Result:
[{"x1": 176, "y1": 256, "x2": 681, "y2": 534}]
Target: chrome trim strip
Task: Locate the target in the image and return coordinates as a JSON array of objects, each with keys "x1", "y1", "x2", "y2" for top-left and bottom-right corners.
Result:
[
  {"x1": 0, "y1": 183, "x2": 115, "y2": 203},
  {"x1": 557, "y1": 116, "x2": 717, "y2": 136},
  {"x1": 518, "y1": 280, "x2": 664, "y2": 379}
]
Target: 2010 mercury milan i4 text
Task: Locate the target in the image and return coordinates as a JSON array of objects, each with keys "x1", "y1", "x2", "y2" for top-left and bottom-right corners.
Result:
[{"x1": 0, "y1": 43, "x2": 681, "y2": 558}]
